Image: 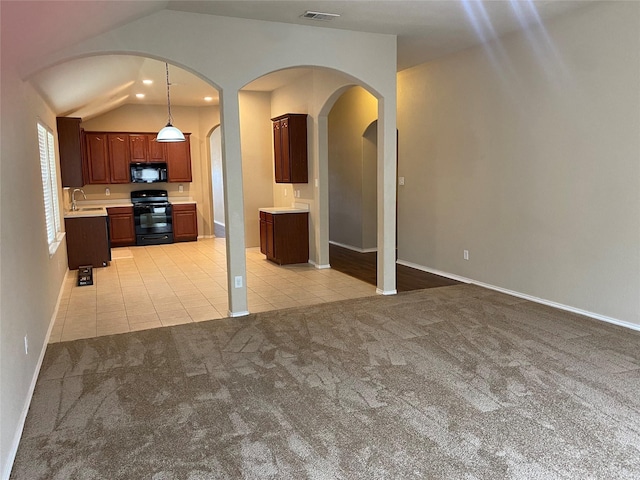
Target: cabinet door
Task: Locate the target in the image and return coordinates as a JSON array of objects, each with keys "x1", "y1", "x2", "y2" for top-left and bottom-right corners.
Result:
[
  {"x1": 129, "y1": 134, "x2": 148, "y2": 162},
  {"x1": 265, "y1": 214, "x2": 274, "y2": 260},
  {"x1": 148, "y1": 135, "x2": 166, "y2": 162},
  {"x1": 279, "y1": 118, "x2": 291, "y2": 182},
  {"x1": 57, "y1": 117, "x2": 85, "y2": 187},
  {"x1": 64, "y1": 216, "x2": 110, "y2": 269},
  {"x1": 259, "y1": 212, "x2": 267, "y2": 255},
  {"x1": 273, "y1": 120, "x2": 284, "y2": 182},
  {"x1": 172, "y1": 203, "x2": 198, "y2": 242},
  {"x1": 167, "y1": 134, "x2": 192, "y2": 182},
  {"x1": 107, "y1": 207, "x2": 135, "y2": 247},
  {"x1": 85, "y1": 133, "x2": 110, "y2": 184},
  {"x1": 108, "y1": 134, "x2": 130, "y2": 183}
]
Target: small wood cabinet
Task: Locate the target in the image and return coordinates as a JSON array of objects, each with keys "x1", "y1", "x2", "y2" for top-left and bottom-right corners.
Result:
[
  {"x1": 65, "y1": 216, "x2": 111, "y2": 270},
  {"x1": 259, "y1": 210, "x2": 309, "y2": 265},
  {"x1": 56, "y1": 117, "x2": 85, "y2": 187},
  {"x1": 107, "y1": 206, "x2": 136, "y2": 247},
  {"x1": 172, "y1": 203, "x2": 198, "y2": 242},
  {"x1": 166, "y1": 134, "x2": 192, "y2": 182},
  {"x1": 271, "y1": 114, "x2": 308, "y2": 183}
]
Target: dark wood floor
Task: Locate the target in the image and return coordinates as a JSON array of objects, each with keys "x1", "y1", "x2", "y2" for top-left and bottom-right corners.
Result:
[{"x1": 329, "y1": 244, "x2": 460, "y2": 292}]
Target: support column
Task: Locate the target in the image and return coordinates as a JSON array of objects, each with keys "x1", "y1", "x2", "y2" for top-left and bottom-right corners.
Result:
[
  {"x1": 376, "y1": 96, "x2": 397, "y2": 295},
  {"x1": 316, "y1": 114, "x2": 330, "y2": 268},
  {"x1": 220, "y1": 90, "x2": 249, "y2": 316}
]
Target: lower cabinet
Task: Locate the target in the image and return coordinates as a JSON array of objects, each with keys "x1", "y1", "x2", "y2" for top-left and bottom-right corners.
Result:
[
  {"x1": 259, "y1": 211, "x2": 309, "y2": 265},
  {"x1": 65, "y1": 216, "x2": 111, "y2": 270},
  {"x1": 173, "y1": 203, "x2": 198, "y2": 242},
  {"x1": 107, "y1": 206, "x2": 136, "y2": 247}
]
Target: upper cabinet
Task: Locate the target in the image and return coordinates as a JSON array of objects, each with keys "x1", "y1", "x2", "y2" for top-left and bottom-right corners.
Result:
[
  {"x1": 107, "y1": 134, "x2": 130, "y2": 184},
  {"x1": 82, "y1": 131, "x2": 191, "y2": 184},
  {"x1": 56, "y1": 117, "x2": 85, "y2": 187},
  {"x1": 129, "y1": 134, "x2": 166, "y2": 163},
  {"x1": 85, "y1": 132, "x2": 110, "y2": 184},
  {"x1": 166, "y1": 134, "x2": 192, "y2": 182},
  {"x1": 271, "y1": 113, "x2": 308, "y2": 183}
]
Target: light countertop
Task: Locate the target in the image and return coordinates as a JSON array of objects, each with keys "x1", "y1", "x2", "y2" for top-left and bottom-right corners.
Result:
[
  {"x1": 259, "y1": 206, "x2": 309, "y2": 214},
  {"x1": 63, "y1": 207, "x2": 108, "y2": 218}
]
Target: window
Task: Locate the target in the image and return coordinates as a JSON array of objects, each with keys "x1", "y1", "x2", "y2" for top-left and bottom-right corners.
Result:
[{"x1": 37, "y1": 121, "x2": 62, "y2": 253}]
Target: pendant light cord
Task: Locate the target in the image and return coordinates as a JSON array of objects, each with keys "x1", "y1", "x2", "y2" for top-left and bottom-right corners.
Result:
[{"x1": 165, "y1": 62, "x2": 173, "y2": 126}]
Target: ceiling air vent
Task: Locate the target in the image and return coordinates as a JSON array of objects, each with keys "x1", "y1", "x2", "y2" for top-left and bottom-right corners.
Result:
[{"x1": 301, "y1": 11, "x2": 340, "y2": 21}]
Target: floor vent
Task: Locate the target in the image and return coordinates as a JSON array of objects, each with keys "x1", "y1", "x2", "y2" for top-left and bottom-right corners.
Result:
[{"x1": 301, "y1": 11, "x2": 340, "y2": 21}]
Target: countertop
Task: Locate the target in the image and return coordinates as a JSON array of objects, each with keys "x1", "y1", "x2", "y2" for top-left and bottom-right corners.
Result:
[
  {"x1": 259, "y1": 204, "x2": 309, "y2": 214},
  {"x1": 63, "y1": 207, "x2": 108, "y2": 219}
]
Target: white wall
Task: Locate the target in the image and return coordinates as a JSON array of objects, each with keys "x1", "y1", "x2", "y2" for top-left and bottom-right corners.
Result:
[{"x1": 397, "y1": 1, "x2": 640, "y2": 326}]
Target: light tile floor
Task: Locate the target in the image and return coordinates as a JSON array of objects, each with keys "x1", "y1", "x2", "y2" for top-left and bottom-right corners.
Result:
[{"x1": 50, "y1": 238, "x2": 376, "y2": 343}]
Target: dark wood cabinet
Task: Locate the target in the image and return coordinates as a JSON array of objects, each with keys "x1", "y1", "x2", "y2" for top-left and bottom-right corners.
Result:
[
  {"x1": 57, "y1": 117, "x2": 85, "y2": 187},
  {"x1": 129, "y1": 134, "x2": 166, "y2": 163},
  {"x1": 259, "y1": 210, "x2": 309, "y2": 265},
  {"x1": 65, "y1": 216, "x2": 111, "y2": 269},
  {"x1": 85, "y1": 133, "x2": 110, "y2": 184},
  {"x1": 129, "y1": 134, "x2": 148, "y2": 163},
  {"x1": 108, "y1": 134, "x2": 130, "y2": 183},
  {"x1": 271, "y1": 114, "x2": 308, "y2": 183},
  {"x1": 83, "y1": 131, "x2": 189, "y2": 185},
  {"x1": 172, "y1": 203, "x2": 198, "y2": 242},
  {"x1": 107, "y1": 206, "x2": 136, "y2": 247},
  {"x1": 166, "y1": 134, "x2": 192, "y2": 182}
]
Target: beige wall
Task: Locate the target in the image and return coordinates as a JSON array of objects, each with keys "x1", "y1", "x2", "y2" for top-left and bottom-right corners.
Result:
[
  {"x1": 328, "y1": 86, "x2": 378, "y2": 250},
  {"x1": 238, "y1": 91, "x2": 274, "y2": 247},
  {"x1": 397, "y1": 1, "x2": 640, "y2": 326},
  {"x1": 0, "y1": 61, "x2": 69, "y2": 476}
]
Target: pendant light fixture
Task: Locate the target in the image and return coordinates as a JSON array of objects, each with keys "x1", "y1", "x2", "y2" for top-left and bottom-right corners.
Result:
[{"x1": 157, "y1": 62, "x2": 185, "y2": 142}]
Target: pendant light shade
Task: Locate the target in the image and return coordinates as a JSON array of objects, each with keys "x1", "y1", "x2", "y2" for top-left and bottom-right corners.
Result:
[
  {"x1": 157, "y1": 63, "x2": 185, "y2": 142},
  {"x1": 157, "y1": 124, "x2": 185, "y2": 142}
]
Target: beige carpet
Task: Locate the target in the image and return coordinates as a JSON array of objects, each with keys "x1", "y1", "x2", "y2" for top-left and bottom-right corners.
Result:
[{"x1": 11, "y1": 284, "x2": 640, "y2": 479}]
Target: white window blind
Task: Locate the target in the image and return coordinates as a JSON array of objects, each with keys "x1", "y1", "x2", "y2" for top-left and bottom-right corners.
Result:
[{"x1": 38, "y1": 122, "x2": 61, "y2": 247}]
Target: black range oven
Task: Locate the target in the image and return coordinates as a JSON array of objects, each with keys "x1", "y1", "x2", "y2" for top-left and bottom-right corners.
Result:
[{"x1": 131, "y1": 189, "x2": 174, "y2": 245}]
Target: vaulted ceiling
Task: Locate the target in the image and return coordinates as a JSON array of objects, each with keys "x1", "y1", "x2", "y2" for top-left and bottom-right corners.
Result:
[{"x1": 2, "y1": 0, "x2": 593, "y2": 120}]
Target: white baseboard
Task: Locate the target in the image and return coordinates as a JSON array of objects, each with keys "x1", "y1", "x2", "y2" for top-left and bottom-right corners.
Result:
[
  {"x1": 228, "y1": 310, "x2": 250, "y2": 318},
  {"x1": 4, "y1": 275, "x2": 67, "y2": 480},
  {"x1": 329, "y1": 240, "x2": 377, "y2": 254},
  {"x1": 376, "y1": 288, "x2": 397, "y2": 295},
  {"x1": 396, "y1": 259, "x2": 640, "y2": 332},
  {"x1": 308, "y1": 259, "x2": 331, "y2": 269}
]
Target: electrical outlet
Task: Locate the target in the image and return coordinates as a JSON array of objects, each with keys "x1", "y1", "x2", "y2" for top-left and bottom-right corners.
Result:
[
  {"x1": 463, "y1": 250, "x2": 469, "y2": 260},
  {"x1": 179, "y1": 184, "x2": 184, "y2": 193},
  {"x1": 234, "y1": 276, "x2": 243, "y2": 288},
  {"x1": 399, "y1": 176, "x2": 405, "y2": 186},
  {"x1": 24, "y1": 335, "x2": 28, "y2": 355},
  {"x1": 105, "y1": 188, "x2": 110, "y2": 196},
  {"x1": 315, "y1": 178, "x2": 319, "y2": 187},
  {"x1": 284, "y1": 189, "x2": 287, "y2": 197}
]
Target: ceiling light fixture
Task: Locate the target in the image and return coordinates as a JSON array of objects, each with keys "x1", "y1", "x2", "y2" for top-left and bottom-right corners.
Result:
[
  {"x1": 204, "y1": 96, "x2": 213, "y2": 102},
  {"x1": 142, "y1": 79, "x2": 153, "y2": 85},
  {"x1": 135, "y1": 93, "x2": 145, "y2": 99},
  {"x1": 301, "y1": 11, "x2": 340, "y2": 21},
  {"x1": 156, "y1": 63, "x2": 185, "y2": 143}
]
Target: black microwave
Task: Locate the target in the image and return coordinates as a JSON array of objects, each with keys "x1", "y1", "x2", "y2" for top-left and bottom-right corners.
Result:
[{"x1": 130, "y1": 163, "x2": 168, "y2": 183}]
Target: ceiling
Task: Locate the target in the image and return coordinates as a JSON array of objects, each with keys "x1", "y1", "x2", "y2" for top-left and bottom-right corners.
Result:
[{"x1": 12, "y1": 0, "x2": 594, "y2": 120}]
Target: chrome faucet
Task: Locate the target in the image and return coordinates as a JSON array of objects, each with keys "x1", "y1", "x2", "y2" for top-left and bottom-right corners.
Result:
[{"x1": 71, "y1": 188, "x2": 86, "y2": 211}]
